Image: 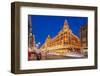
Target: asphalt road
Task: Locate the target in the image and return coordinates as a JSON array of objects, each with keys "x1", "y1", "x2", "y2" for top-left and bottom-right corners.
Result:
[{"x1": 44, "y1": 55, "x2": 87, "y2": 60}]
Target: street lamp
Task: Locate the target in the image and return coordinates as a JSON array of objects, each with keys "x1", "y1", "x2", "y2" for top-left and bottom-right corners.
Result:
[
  {"x1": 36, "y1": 42, "x2": 41, "y2": 49},
  {"x1": 35, "y1": 42, "x2": 42, "y2": 60}
]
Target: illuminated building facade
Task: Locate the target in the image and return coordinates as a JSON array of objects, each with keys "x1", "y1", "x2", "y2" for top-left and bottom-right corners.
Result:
[{"x1": 40, "y1": 20, "x2": 81, "y2": 55}]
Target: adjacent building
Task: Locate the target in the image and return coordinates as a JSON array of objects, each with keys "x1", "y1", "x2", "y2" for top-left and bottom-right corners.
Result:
[
  {"x1": 28, "y1": 16, "x2": 36, "y2": 60},
  {"x1": 80, "y1": 24, "x2": 88, "y2": 55}
]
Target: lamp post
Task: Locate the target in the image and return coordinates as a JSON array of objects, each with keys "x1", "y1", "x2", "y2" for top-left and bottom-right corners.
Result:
[{"x1": 35, "y1": 42, "x2": 42, "y2": 60}]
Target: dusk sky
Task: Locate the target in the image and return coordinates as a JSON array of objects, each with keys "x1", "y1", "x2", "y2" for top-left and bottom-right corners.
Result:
[{"x1": 29, "y1": 15, "x2": 88, "y2": 46}]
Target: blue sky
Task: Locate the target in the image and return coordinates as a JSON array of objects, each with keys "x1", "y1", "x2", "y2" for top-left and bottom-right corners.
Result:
[{"x1": 29, "y1": 15, "x2": 88, "y2": 46}]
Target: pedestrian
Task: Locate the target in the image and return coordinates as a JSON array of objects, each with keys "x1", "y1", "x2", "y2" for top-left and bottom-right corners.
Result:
[{"x1": 36, "y1": 52, "x2": 41, "y2": 60}]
